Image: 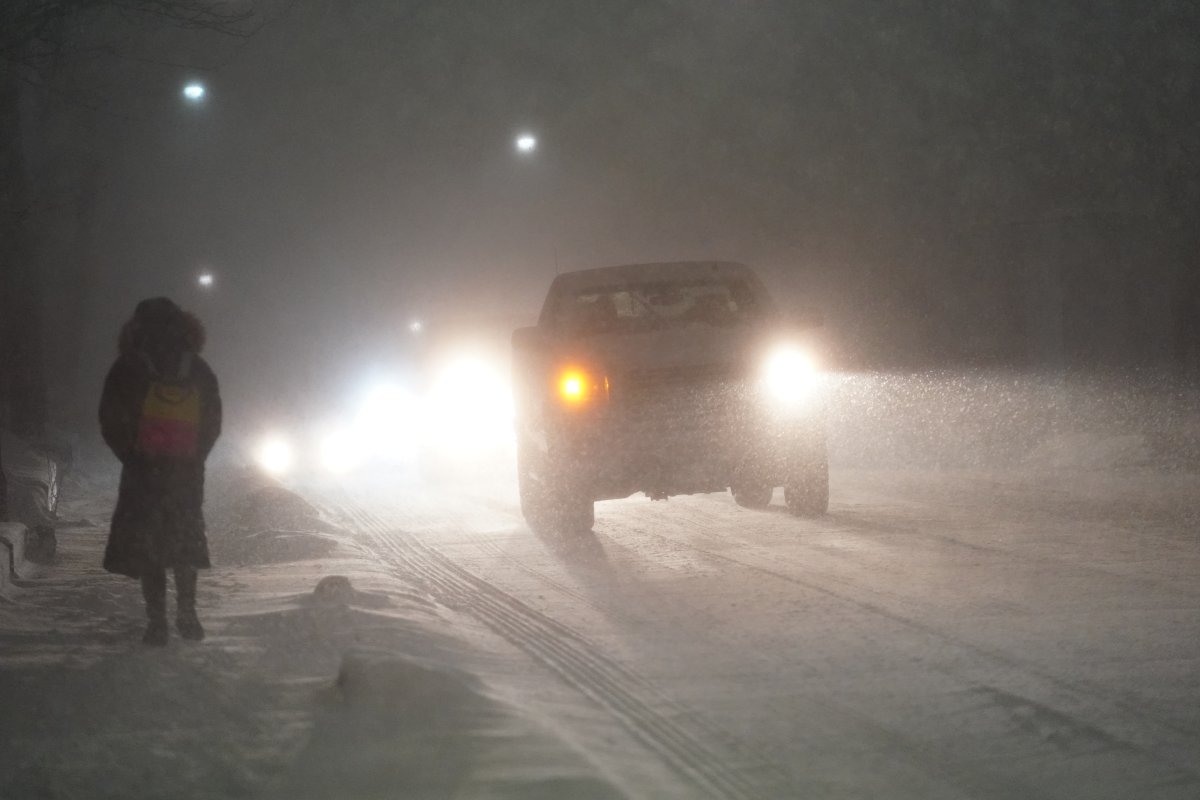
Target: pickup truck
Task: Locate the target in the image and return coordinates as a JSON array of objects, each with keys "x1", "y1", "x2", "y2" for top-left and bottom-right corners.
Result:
[{"x1": 512, "y1": 260, "x2": 828, "y2": 533}]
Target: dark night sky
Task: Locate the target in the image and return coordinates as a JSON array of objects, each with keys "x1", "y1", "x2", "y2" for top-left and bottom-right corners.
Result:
[{"x1": 25, "y1": 0, "x2": 1200, "y2": 418}]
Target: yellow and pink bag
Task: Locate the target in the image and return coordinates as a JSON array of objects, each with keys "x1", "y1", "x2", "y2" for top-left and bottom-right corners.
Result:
[{"x1": 136, "y1": 353, "x2": 201, "y2": 459}]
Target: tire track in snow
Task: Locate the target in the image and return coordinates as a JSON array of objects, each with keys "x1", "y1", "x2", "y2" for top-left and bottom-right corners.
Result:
[
  {"x1": 470, "y1": 536, "x2": 609, "y2": 613},
  {"x1": 619, "y1": 498, "x2": 1200, "y2": 781},
  {"x1": 325, "y1": 497, "x2": 772, "y2": 800}
]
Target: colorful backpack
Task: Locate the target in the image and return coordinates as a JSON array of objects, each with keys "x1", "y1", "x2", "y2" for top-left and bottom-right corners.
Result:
[{"x1": 136, "y1": 353, "x2": 202, "y2": 459}]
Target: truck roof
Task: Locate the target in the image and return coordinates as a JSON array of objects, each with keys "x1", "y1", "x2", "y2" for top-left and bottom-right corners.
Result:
[
  {"x1": 538, "y1": 261, "x2": 770, "y2": 328},
  {"x1": 548, "y1": 261, "x2": 759, "y2": 295}
]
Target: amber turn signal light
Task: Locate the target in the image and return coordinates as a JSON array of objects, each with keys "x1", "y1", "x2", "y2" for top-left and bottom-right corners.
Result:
[{"x1": 556, "y1": 367, "x2": 607, "y2": 407}]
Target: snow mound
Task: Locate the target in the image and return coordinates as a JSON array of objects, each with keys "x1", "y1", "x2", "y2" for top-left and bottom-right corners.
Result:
[
  {"x1": 271, "y1": 647, "x2": 623, "y2": 800},
  {"x1": 221, "y1": 527, "x2": 337, "y2": 565},
  {"x1": 236, "y1": 484, "x2": 324, "y2": 530},
  {"x1": 335, "y1": 647, "x2": 483, "y2": 717},
  {"x1": 1026, "y1": 433, "x2": 1151, "y2": 470},
  {"x1": 309, "y1": 575, "x2": 393, "y2": 609},
  {"x1": 312, "y1": 574, "x2": 355, "y2": 604},
  {"x1": 214, "y1": 480, "x2": 338, "y2": 565},
  {"x1": 0, "y1": 524, "x2": 19, "y2": 598},
  {"x1": 5, "y1": 455, "x2": 621, "y2": 799}
]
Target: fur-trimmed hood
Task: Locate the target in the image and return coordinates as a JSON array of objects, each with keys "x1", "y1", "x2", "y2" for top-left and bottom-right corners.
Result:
[{"x1": 118, "y1": 298, "x2": 206, "y2": 357}]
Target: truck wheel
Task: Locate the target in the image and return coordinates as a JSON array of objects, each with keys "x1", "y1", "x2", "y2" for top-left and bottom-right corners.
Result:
[
  {"x1": 785, "y1": 454, "x2": 828, "y2": 517},
  {"x1": 526, "y1": 482, "x2": 594, "y2": 534},
  {"x1": 516, "y1": 443, "x2": 548, "y2": 527},
  {"x1": 517, "y1": 442, "x2": 594, "y2": 534},
  {"x1": 731, "y1": 484, "x2": 773, "y2": 509},
  {"x1": 552, "y1": 491, "x2": 595, "y2": 533}
]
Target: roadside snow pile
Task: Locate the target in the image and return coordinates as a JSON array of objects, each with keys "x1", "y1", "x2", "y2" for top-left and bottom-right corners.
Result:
[
  {"x1": 0, "y1": 523, "x2": 35, "y2": 583},
  {"x1": 207, "y1": 469, "x2": 623, "y2": 798},
  {"x1": 1, "y1": 457, "x2": 623, "y2": 799},
  {"x1": 208, "y1": 555, "x2": 623, "y2": 800},
  {"x1": 2, "y1": 429, "x2": 63, "y2": 562},
  {"x1": 213, "y1": 481, "x2": 339, "y2": 565},
  {"x1": 273, "y1": 642, "x2": 621, "y2": 800},
  {"x1": 0, "y1": 523, "x2": 23, "y2": 596}
]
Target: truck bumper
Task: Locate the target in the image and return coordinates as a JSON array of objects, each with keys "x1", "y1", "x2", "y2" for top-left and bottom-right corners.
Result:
[{"x1": 534, "y1": 404, "x2": 824, "y2": 502}]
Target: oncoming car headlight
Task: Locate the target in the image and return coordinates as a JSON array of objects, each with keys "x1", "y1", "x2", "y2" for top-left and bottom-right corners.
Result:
[
  {"x1": 255, "y1": 434, "x2": 295, "y2": 476},
  {"x1": 355, "y1": 382, "x2": 419, "y2": 462},
  {"x1": 426, "y1": 355, "x2": 514, "y2": 452},
  {"x1": 317, "y1": 426, "x2": 366, "y2": 474},
  {"x1": 762, "y1": 345, "x2": 819, "y2": 404}
]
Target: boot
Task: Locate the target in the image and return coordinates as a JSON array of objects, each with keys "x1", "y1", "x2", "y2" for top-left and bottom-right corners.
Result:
[
  {"x1": 175, "y1": 567, "x2": 205, "y2": 641},
  {"x1": 176, "y1": 611, "x2": 204, "y2": 641},
  {"x1": 142, "y1": 617, "x2": 169, "y2": 646},
  {"x1": 141, "y1": 570, "x2": 169, "y2": 646}
]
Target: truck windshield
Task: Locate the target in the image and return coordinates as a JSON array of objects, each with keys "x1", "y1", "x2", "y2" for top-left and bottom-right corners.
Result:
[{"x1": 553, "y1": 279, "x2": 765, "y2": 334}]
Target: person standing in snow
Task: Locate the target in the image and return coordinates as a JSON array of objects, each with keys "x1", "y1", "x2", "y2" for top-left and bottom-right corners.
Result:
[{"x1": 99, "y1": 298, "x2": 222, "y2": 645}]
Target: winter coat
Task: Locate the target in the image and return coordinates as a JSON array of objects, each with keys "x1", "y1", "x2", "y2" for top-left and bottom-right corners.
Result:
[{"x1": 99, "y1": 310, "x2": 221, "y2": 578}]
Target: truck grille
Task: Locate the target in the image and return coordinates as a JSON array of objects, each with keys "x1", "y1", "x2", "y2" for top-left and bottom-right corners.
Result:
[{"x1": 611, "y1": 362, "x2": 755, "y2": 427}]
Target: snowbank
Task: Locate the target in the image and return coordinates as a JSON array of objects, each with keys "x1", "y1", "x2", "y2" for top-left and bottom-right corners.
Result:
[
  {"x1": 0, "y1": 454, "x2": 622, "y2": 799},
  {"x1": 0, "y1": 522, "x2": 32, "y2": 583},
  {"x1": 213, "y1": 482, "x2": 339, "y2": 565},
  {"x1": 1, "y1": 429, "x2": 61, "y2": 529},
  {"x1": 273, "y1": 642, "x2": 621, "y2": 800},
  {"x1": 0, "y1": 523, "x2": 24, "y2": 596},
  {"x1": 204, "y1": 470, "x2": 623, "y2": 799}
]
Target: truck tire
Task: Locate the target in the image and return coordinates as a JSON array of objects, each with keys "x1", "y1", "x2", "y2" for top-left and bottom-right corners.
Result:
[
  {"x1": 731, "y1": 483, "x2": 773, "y2": 509},
  {"x1": 551, "y1": 490, "x2": 595, "y2": 533},
  {"x1": 516, "y1": 442, "x2": 546, "y2": 525},
  {"x1": 517, "y1": 441, "x2": 594, "y2": 534},
  {"x1": 784, "y1": 450, "x2": 828, "y2": 516}
]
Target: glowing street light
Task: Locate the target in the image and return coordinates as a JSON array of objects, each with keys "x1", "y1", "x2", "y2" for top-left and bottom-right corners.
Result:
[
  {"x1": 198, "y1": 271, "x2": 215, "y2": 289},
  {"x1": 515, "y1": 133, "x2": 537, "y2": 154},
  {"x1": 183, "y1": 82, "x2": 206, "y2": 102}
]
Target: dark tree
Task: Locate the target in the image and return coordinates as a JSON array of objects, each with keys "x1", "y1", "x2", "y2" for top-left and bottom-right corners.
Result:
[{"x1": 0, "y1": 1, "x2": 255, "y2": 440}]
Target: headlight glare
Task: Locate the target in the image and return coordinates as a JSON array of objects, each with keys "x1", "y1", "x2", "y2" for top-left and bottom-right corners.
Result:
[
  {"x1": 763, "y1": 346, "x2": 818, "y2": 403},
  {"x1": 426, "y1": 354, "x2": 514, "y2": 454},
  {"x1": 255, "y1": 434, "x2": 294, "y2": 476},
  {"x1": 318, "y1": 427, "x2": 365, "y2": 474}
]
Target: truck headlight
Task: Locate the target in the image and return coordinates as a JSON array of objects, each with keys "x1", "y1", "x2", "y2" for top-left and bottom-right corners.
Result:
[{"x1": 762, "y1": 345, "x2": 819, "y2": 404}]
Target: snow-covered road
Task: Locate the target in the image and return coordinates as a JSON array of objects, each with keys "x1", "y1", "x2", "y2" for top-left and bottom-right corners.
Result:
[
  {"x1": 314, "y1": 464, "x2": 1200, "y2": 799},
  {"x1": 2, "y1": 450, "x2": 1198, "y2": 799}
]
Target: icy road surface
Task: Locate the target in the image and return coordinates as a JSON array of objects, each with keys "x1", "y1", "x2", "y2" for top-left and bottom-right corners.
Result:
[
  {"x1": 313, "y1": 464, "x2": 1200, "y2": 799},
  {"x1": 2, "y1": 453, "x2": 1198, "y2": 799}
]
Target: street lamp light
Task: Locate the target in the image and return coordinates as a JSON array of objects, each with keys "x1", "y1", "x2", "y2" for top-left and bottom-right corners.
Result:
[
  {"x1": 198, "y1": 271, "x2": 215, "y2": 289},
  {"x1": 183, "y1": 82, "x2": 206, "y2": 102},
  {"x1": 515, "y1": 133, "x2": 537, "y2": 154}
]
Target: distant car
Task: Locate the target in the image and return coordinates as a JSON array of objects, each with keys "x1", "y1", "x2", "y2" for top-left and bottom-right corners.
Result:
[
  {"x1": 512, "y1": 260, "x2": 828, "y2": 533},
  {"x1": 248, "y1": 317, "x2": 516, "y2": 481}
]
